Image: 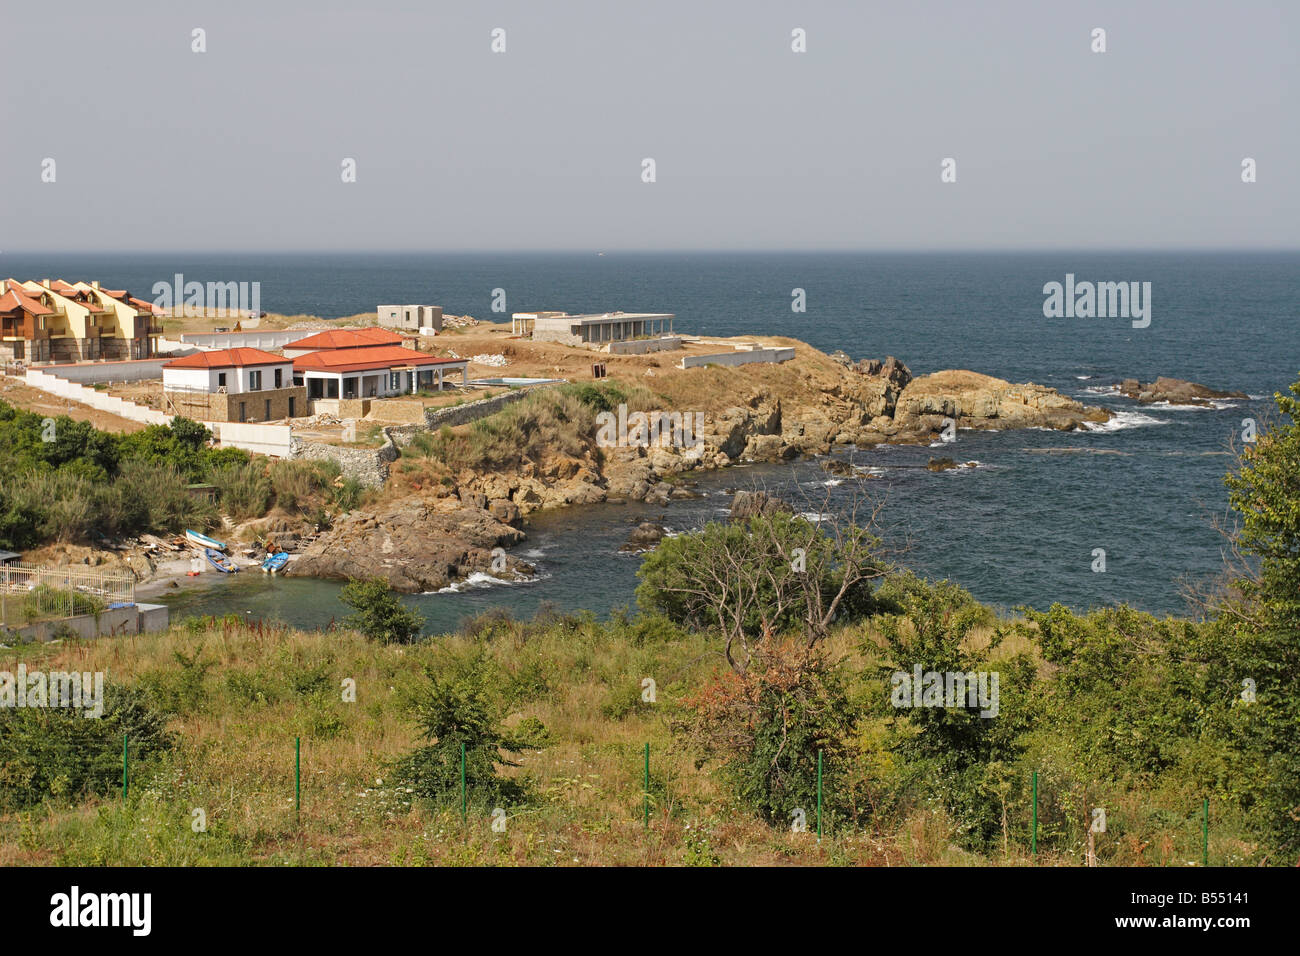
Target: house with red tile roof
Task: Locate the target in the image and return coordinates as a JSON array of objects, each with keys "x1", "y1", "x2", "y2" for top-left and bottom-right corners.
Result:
[
  {"x1": 0, "y1": 278, "x2": 160, "y2": 363},
  {"x1": 292, "y1": 345, "x2": 468, "y2": 401},
  {"x1": 162, "y1": 348, "x2": 305, "y2": 422},
  {"x1": 281, "y1": 326, "x2": 416, "y2": 358}
]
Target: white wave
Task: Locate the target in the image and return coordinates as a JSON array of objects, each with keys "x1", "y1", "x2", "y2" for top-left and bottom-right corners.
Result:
[
  {"x1": 1081, "y1": 384, "x2": 1121, "y2": 396},
  {"x1": 1249, "y1": 394, "x2": 1267, "y2": 400},
  {"x1": 1075, "y1": 375, "x2": 1093, "y2": 380},
  {"x1": 521, "y1": 548, "x2": 547, "y2": 559},
  {"x1": 1081, "y1": 410, "x2": 1169, "y2": 433},
  {"x1": 854, "y1": 465, "x2": 887, "y2": 476},
  {"x1": 432, "y1": 571, "x2": 534, "y2": 594},
  {"x1": 799, "y1": 512, "x2": 833, "y2": 522},
  {"x1": 821, "y1": 478, "x2": 843, "y2": 487}
]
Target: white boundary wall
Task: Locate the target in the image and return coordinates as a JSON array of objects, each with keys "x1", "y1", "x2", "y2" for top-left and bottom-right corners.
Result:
[
  {"x1": 25, "y1": 369, "x2": 170, "y2": 425},
  {"x1": 39, "y1": 359, "x2": 170, "y2": 384},
  {"x1": 24, "y1": 369, "x2": 293, "y2": 456},
  {"x1": 181, "y1": 330, "x2": 317, "y2": 350},
  {"x1": 208, "y1": 421, "x2": 294, "y2": 457}
]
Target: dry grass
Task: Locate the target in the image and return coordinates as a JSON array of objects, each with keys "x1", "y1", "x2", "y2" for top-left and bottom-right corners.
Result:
[{"x1": 0, "y1": 617, "x2": 1054, "y2": 867}]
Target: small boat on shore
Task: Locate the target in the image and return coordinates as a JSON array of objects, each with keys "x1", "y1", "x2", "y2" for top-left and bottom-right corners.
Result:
[
  {"x1": 261, "y1": 552, "x2": 290, "y2": 574},
  {"x1": 186, "y1": 529, "x2": 226, "y2": 551},
  {"x1": 204, "y1": 548, "x2": 240, "y2": 573}
]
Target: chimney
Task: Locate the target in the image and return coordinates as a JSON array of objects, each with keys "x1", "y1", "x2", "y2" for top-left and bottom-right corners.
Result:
[
  {"x1": 42, "y1": 279, "x2": 51, "y2": 289},
  {"x1": 0, "y1": 281, "x2": 7, "y2": 294},
  {"x1": 91, "y1": 280, "x2": 99, "y2": 289}
]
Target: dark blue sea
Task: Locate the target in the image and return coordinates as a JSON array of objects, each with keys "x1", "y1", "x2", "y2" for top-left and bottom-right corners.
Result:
[{"x1": 5, "y1": 251, "x2": 1295, "y2": 630}]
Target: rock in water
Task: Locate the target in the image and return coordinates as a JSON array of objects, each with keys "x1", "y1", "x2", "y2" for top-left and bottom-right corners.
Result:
[
  {"x1": 621, "y1": 522, "x2": 667, "y2": 552},
  {"x1": 1114, "y1": 376, "x2": 1248, "y2": 407},
  {"x1": 729, "y1": 490, "x2": 792, "y2": 520}
]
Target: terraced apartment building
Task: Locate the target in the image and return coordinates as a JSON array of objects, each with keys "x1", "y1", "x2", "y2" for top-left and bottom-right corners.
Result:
[{"x1": 0, "y1": 278, "x2": 161, "y2": 363}]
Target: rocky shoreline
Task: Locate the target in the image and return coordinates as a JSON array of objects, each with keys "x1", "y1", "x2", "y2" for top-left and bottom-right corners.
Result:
[
  {"x1": 72, "y1": 357, "x2": 1246, "y2": 596},
  {"x1": 288, "y1": 354, "x2": 1114, "y2": 591}
]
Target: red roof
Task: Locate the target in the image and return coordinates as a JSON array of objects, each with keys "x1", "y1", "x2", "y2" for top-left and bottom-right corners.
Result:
[
  {"x1": 293, "y1": 345, "x2": 465, "y2": 374},
  {"x1": 287, "y1": 327, "x2": 410, "y2": 350},
  {"x1": 0, "y1": 282, "x2": 53, "y2": 316},
  {"x1": 164, "y1": 347, "x2": 287, "y2": 370}
]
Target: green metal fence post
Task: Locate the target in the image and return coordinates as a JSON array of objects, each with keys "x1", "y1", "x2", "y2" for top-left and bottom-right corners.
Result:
[
  {"x1": 1031, "y1": 771, "x2": 1038, "y2": 855},
  {"x1": 1203, "y1": 797, "x2": 1209, "y2": 866},
  {"x1": 817, "y1": 749, "x2": 823, "y2": 843}
]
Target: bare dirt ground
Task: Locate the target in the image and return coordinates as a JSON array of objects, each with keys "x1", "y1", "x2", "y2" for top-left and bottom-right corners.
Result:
[{"x1": 0, "y1": 375, "x2": 148, "y2": 433}]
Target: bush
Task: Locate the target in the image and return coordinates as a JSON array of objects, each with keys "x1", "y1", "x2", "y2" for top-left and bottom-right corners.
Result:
[
  {"x1": 210, "y1": 461, "x2": 273, "y2": 520},
  {"x1": 0, "y1": 684, "x2": 172, "y2": 810},
  {"x1": 340, "y1": 577, "x2": 425, "y2": 644},
  {"x1": 392, "y1": 648, "x2": 537, "y2": 810}
]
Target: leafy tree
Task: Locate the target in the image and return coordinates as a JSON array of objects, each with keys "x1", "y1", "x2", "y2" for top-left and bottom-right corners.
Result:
[
  {"x1": 339, "y1": 577, "x2": 425, "y2": 644},
  {"x1": 1225, "y1": 378, "x2": 1300, "y2": 631},
  {"x1": 637, "y1": 509, "x2": 886, "y2": 672}
]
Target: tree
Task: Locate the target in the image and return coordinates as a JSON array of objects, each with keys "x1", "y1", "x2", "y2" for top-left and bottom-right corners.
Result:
[
  {"x1": 1221, "y1": 376, "x2": 1300, "y2": 858},
  {"x1": 1225, "y1": 377, "x2": 1300, "y2": 631},
  {"x1": 339, "y1": 577, "x2": 424, "y2": 644},
  {"x1": 637, "y1": 498, "x2": 888, "y2": 673}
]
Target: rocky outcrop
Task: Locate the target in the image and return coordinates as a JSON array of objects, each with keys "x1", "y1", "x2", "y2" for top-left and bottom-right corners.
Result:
[
  {"x1": 891, "y1": 370, "x2": 1109, "y2": 438},
  {"x1": 729, "y1": 491, "x2": 792, "y2": 520},
  {"x1": 289, "y1": 496, "x2": 531, "y2": 592},
  {"x1": 1116, "y1": 376, "x2": 1247, "y2": 407}
]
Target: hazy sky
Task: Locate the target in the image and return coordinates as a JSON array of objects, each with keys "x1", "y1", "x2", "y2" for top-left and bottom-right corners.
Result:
[{"x1": 3, "y1": 0, "x2": 1296, "y2": 252}]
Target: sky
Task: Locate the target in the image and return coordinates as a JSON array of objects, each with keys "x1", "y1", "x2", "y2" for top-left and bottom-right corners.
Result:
[{"x1": 2, "y1": 0, "x2": 1296, "y2": 252}]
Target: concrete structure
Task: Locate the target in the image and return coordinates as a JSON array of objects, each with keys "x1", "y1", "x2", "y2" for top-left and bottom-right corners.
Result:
[
  {"x1": 378, "y1": 304, "x2": 442, "y2": 333},
  {"x1": 679, "y1": 347, "x2": 796, "y2": 369},
  {"x1": 608, "y1": 336, "x2": 683, "y2": 355},
  {"x1": 1, "y1": 278, "x2": 160, "y2": 362},
  {"x1": 10, "y1": 603, "x2": 170, "y2": 643},
  {"x1": 163, "y1": 348, "x2": 306, "y2": 422},
  {"x1": 282, "y1": 327, "x2": 416, "y2": 359},
  {"x1": 521, "y1": 311, "x2": 675, "y2": 348},
  {"x1": 293, "y1": 345, "x2": 468, "y2": 402}
]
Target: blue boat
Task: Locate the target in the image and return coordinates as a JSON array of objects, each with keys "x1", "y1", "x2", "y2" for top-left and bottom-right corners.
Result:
[
  {"x1": 204, "y1": 548, "x2": 239, "y2": 573},
  {"x1": 261, "y1": 552, "x2": 290, "y2": 574}
]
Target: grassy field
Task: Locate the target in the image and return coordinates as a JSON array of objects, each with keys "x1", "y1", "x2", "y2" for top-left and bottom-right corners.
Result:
[{"x1": 0, "y1": 605, "x2": 1252, "y2": 867}]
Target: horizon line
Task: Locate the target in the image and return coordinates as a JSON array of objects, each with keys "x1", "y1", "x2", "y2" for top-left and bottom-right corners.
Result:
[{"x1": 5, "y1": 246, "x2": 1300, "y2": 257}]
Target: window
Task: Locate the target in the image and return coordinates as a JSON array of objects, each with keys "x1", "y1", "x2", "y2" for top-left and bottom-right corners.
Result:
[
  {"x1": 217, "y1": 372, "x2": 227, "y2": 388},
  {"x1": 389, "y1": 371, "x2": 401, "y2": 391},
  {"x1": 274, "y1": 368, "x2": 282, "y2": 388},
  {"x1": 249, "y1": 370, "x2": 262, "y2": 391}
]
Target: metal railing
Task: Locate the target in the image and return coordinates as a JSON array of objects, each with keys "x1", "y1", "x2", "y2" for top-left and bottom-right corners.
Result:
[{"x1": 0, "y1": 562, "x2": 136, "y2": 628}]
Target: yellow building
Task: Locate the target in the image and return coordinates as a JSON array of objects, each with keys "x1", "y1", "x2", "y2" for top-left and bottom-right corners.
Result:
[{"x1": 4, "y1": 279, "x2": 161, "y2": 362}]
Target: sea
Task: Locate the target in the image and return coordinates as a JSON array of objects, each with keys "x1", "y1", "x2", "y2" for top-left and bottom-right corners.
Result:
[{"x1": 4, "y1": 251, "x2": 1295, "y2": 632}]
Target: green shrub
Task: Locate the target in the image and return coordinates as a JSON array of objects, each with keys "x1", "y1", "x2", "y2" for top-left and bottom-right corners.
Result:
[
  {"x1": 392, "y1": 648, "x2": 537, "y2": 810},
  {"x1": 0, "y1": 684, "x2": 172, "y2": 810},
  {"x1": 340, "y1": 577, "x2": 425, "y2": 645},
  {"x1": 210, "y1": 461, "x2": 273, "y2": 520}
]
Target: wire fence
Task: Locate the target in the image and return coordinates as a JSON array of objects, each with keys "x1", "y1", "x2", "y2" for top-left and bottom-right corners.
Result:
[{"x1": 0, "y1": 562, "x2": 136, "y2": 628}]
